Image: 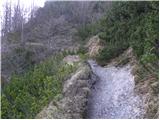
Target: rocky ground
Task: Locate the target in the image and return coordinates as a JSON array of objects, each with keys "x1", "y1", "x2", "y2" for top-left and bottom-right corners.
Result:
[
  {"x1": 36, "y1": 61, "x2": 98, "y2": 119},
  {"x1": 87, "y1": 60, "x2": 146, "y2": 119}
]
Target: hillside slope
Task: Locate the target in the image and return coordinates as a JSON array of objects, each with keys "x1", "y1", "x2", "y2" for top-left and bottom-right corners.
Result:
[
  {"x1": 1, "y1": 1, "x2": 158, "y2": 119},
  {"x1": 1, "y1": 1, "x2": 111, "y2": 81}
]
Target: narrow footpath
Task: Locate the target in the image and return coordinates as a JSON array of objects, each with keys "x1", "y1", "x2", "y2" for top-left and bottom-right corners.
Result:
[{"x1": 86, "y1": 60, "x2": 145, "y2": 119}]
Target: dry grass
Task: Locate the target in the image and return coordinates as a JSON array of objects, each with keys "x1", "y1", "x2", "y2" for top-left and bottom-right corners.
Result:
[{"x1": 133, "y1": 62, "x2": 159, "y2": 119}]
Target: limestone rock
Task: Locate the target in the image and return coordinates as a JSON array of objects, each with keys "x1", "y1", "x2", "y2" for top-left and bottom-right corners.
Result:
[
  {"x1": 86, "y1": 35, "x2": 105, "y2": 58},
  {"x1": 63, "y1": 55, "x2": 80, "y2": 65}
]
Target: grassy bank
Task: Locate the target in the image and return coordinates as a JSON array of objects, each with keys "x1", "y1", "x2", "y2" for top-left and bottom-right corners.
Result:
[{"x1": 1, "y1": 53, "x2": 77, "y2": 118}]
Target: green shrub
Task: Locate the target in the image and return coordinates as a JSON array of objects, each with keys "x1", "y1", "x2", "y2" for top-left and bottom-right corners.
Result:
[
  {"x1": 97, "y1": 41, "x2": 129, "y2": 64},
  {"x1": 1, "y1": 54, "x2": 77, "y2": 118},
  {"x1": 78, "y1": 1, "x2": 158, "y2": 66},
  {"x1": 76, "y1": 21, "x2": 102, "y2": 42}
]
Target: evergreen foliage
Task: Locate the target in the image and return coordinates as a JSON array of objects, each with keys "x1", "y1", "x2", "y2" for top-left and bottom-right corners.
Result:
[
  {"x1": 77, "y1": 1, "x2": 159, "y2": 66},
  {"x1": 1, "y1": 54, "x2": 77, "y2": 118}
]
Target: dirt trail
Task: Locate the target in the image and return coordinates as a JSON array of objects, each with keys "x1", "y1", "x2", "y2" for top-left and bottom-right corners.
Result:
[{"x1": 86, "y1": 60, "x2": 146, "y2": 119}]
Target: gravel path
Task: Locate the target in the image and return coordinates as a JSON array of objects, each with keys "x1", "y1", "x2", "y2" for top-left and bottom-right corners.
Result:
[{"x1": 87, "y1": 60, "x2": 145, "y2": 119}]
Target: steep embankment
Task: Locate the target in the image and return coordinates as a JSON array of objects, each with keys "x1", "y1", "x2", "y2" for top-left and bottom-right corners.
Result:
[{"x1": 36, "y1": 62, "x2": 98, "y2": 119}]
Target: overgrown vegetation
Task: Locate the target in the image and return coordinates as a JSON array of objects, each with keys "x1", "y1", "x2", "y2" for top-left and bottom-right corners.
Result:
[
  {"x1": 101, "y1": 2, "x2": 159, "y2": 81},
  {"x1": 76, "y1": 21, "x2": 102, "y2": 42},
  {"x1": 77, "y1": 1, "x2": 158, "y2": 66},
  {"x1": 1, "y1": 54, "x2": 77, "y2": 118}
]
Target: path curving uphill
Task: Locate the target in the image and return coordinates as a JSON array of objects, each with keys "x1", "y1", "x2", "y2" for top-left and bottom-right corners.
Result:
[{"x1": 86, "y1": 60, "x2": 145, "y2": 119}]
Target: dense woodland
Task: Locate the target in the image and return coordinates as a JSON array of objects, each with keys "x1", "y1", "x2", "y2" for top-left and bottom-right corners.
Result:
[{"x1": 1, "y1": 1, "x2": 159, "y2": 119}]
